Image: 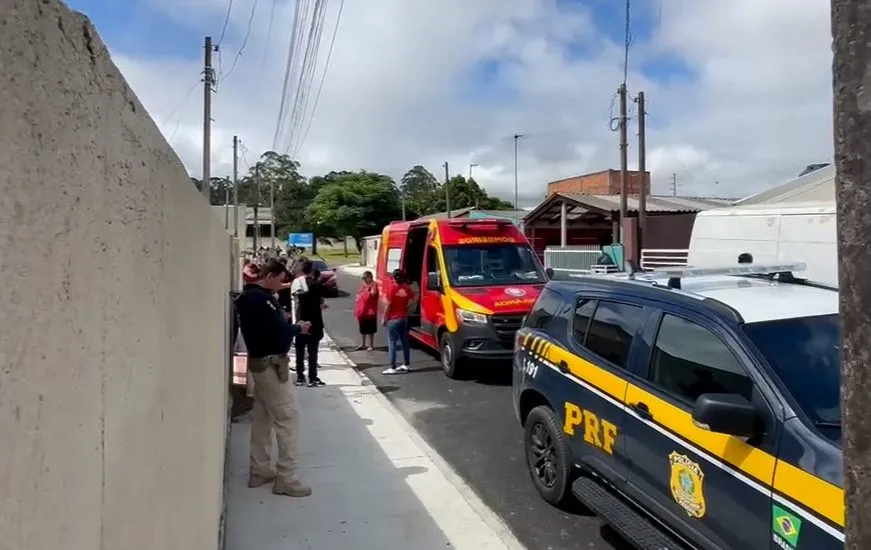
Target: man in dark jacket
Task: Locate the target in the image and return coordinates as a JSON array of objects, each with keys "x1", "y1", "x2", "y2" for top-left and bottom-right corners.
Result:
[
  {"x1": 235, "y1": 259, "x2": 312, "y2": 497},
  {"x1": 294, "y1": 260, "x2": 327, "y2": 387}
]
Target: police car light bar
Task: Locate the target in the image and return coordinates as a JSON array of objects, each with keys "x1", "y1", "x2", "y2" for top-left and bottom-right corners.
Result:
[{"x1": 643, "y1": 262, "x2": 808, "y2": 279}]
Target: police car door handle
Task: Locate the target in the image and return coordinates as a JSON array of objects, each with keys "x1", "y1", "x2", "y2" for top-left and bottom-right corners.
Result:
[
  {"x1": 558, "y1": 360, "x2": 569, "y2": 374},
  {"x1": 630, "y1": 402, "x2": 653, "y2": 420}
]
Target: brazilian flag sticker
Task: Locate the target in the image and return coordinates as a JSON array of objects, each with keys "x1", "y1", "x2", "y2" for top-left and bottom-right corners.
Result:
[{"x1": 772, "y1": 504, "x2": 803, "y2": 547}]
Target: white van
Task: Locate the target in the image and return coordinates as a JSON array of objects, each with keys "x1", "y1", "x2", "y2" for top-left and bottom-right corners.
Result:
[{"x1": 687, "y1": 201, "x2": 837, "y2": 286}]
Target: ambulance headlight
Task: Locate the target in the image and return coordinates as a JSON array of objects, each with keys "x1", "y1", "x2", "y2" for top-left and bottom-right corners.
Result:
[{"x1": 456, "y1": 308, "x2": 488, "y2": 324}]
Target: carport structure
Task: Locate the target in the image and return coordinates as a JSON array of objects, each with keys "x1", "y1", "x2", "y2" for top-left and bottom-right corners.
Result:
[{"x1": 523, "y1": 193, "x2": 731, "y2": 262}]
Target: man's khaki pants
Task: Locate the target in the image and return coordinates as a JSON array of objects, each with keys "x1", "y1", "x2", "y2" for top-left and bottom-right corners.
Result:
[{"x1": 248, "y1": 355, "x2": 300, "y2": 484}]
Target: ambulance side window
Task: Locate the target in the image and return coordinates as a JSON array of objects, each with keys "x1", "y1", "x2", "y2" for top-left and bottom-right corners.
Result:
[
  {"x1": 426, "y1": 247, "x2": 440, "y2": 289},
  {"x1": 386, "y1": 248, "x2": 402, "y2": 272}
]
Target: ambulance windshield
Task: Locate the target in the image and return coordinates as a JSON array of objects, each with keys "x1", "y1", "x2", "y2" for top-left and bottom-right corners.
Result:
[{"x1": 443, "y1": 244, "x2": 545, "y2": 287}]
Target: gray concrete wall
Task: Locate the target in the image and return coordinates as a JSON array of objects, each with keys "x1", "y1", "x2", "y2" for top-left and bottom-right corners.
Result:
[{"x1": 0, "y1": 2, "x2": 231, "y2": 549}]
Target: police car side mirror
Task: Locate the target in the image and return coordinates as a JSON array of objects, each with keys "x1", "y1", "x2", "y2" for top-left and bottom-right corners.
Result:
[
  {"x1": 692, "y1": 393, "x2": 758, "y2": 437},
  {"x1": 426, "y1": 271, "x2": 443, "y2": 293},
  {"x1": 545, "y1": 267, "x2": 555, "y2": 279}
]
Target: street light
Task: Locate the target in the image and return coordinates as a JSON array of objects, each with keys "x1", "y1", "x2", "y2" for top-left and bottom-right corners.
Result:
[{"x1": 468, "y1": 163, "x2": 479, "y2": 180}]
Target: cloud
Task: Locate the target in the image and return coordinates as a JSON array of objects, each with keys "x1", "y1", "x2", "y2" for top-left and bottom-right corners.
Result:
[{"x1": 99, "y1": 0, "x2": 834, "y2": 206}]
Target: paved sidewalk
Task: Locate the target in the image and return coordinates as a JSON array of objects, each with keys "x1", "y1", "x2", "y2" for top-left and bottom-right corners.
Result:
[
  {"x1": 339, "y1": 263, "x2": 368, "y2": 277},
  {"x1": 226, "y1": 335, "x2": 525, "y2": 550}
]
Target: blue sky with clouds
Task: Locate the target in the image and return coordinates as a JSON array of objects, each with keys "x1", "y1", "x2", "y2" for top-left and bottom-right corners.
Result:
[{"x1": 62, "y1": 0, "x2": 835, "y2": 201}]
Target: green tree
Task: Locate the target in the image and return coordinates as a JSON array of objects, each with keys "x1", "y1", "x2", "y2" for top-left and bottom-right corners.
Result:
[
  {"x1": 190, "y1": 176, "x2": 233, "y2": 206},
  {"x1": 399, "y1": 165, "x2": 439, "y2": 217},
  {"x1": 429, "y1": 175, "x2": 513, "y2": 212},
  {"x1": 306, "y1": 171, "x2": 402, "y2": 249}
]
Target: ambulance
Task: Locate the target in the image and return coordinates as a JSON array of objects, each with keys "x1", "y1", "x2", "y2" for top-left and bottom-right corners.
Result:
[{"x1": 376, "y1": 218, "x2": 548, "y2": 379}]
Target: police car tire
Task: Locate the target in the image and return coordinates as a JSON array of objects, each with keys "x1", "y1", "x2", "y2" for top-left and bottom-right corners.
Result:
[
  {"x1": 440, "y1": 332, "x2": 467, "y2": 379},
  {"x1": 524, "y1": 405, "x2": 573, "y2": 505}
]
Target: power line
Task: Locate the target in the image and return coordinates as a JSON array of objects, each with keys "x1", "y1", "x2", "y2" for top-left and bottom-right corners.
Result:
[
  {"x1": 273, "y1": 0, "x2": 312, "y2": 148},
  {"x1": 284, "y1": 0, "x2": 328, "y2": 153},
  {"x1": 262, "y1": 0, "x2": 280, "y2": 68},
  {"x1": 622, "y1": 0, "x2": 632, "y2": 86},
  {"x1": 165, "y1": 76, "x2": 203, "y2": 143},
  {"x1": 222, "y1": 0, "x2": 259, "y2": 81},
  {"x1": 291, "y1": 0, "x2": 345, "y2": 158},
  {"x1": 217, "y1": 0, "x2": 234, "y2": 45}
]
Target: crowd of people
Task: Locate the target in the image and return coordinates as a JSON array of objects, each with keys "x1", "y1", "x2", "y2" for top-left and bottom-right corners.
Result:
[{"x1": 233, "y1": 249, "x2": 418, "y2": 498}]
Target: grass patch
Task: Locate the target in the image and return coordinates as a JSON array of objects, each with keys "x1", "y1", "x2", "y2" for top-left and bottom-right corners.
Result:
[{"x1": 316, "y1": 247, "x2": 358, "y2": 265}]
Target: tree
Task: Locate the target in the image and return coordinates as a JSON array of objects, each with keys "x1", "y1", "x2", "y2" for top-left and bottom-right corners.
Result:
[
  {"x1": 190, "y1": 176, "x2": 233, "y2": 206},
  {"x1": 399, "y1": 165, "x2": 439, "y2": 217},
  {"x1": 306, "y1": 171, "x2": 402, "y2": 248},
  {"x1": 429, "y1": 175, "x2": 514, "y2": 213}
]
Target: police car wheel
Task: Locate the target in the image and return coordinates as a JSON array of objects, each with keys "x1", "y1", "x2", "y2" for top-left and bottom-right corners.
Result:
[
  {"x1": 524, "y1": 405, "x2": 573, "y2": 505},
  {"x1": 440, "y1": 332, "x2": 466, "y2": 379}
]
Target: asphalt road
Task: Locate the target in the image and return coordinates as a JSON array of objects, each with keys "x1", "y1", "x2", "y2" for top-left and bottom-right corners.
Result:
[{"x1": 322, "y1": 269, "x2": 633, "y2": 550}]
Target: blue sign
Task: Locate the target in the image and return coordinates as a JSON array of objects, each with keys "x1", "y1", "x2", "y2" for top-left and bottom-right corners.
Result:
[{"x1": 287, "y1": 233, "x2": 314, "y2": 247}]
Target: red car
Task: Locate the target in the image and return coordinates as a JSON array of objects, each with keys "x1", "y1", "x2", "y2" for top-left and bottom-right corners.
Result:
[{"x1": 312, "y1": 260, "x2": 338, "y2": 296}]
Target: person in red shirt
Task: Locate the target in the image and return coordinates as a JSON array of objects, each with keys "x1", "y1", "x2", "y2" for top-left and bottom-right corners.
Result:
[
  {"x1": 382, "y1": 269, "x2": 414, "y2": 375},
  {"x1": 354, "y1": 270, "x2": 379, "y2": 351}
]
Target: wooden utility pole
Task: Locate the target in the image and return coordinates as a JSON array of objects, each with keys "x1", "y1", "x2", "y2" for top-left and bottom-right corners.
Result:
[
  {"x1": 202, "y1": 36, "x2": 214, "y2": 201},
  {"x1": 618, "y1": 84, "x2": 629, "y2": 244},
  {"x1": 513, "y1": 134, "x2": 523, "y2": 209},
  {"x1": 269, "y1": 176, "x2": 275, "y2": 249},
  {"x1": 232, "y1": 135, "x2": 239, "y2": 237},
  {"x1": 252, "y1": 164, "x2": 260, "y2": 251},
  {"x1": 832, "y1": 2, "x2": 871, "y2": 548},
  {"x1": 444, "y1": 161, "x2": 451, "y2": 218},
  {"x1": 636, "y1": 90, "x2": 647, "y2": 251}
]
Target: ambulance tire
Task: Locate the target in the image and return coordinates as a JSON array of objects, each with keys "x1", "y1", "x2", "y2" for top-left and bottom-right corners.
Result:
[
  {"x1": 524, "y1": 405, "x2": 573, "y2": 506},
  {"x1": 440, "y1": 332, "x2": 468, "y2": 379}
]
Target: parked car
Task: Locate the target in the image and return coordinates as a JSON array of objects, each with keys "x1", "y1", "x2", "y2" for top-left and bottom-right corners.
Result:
[{"x1": 312, "y1": 260, "x2": 338, "y2": 296}]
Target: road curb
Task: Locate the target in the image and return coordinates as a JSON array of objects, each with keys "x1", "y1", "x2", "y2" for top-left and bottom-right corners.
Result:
[{"x1": 323, "y1": 333, "x2": 528, "y2": 550}]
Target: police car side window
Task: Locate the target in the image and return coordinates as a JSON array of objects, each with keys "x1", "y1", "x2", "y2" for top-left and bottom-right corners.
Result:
[
  {"x1": 582, "y1": 301, "x2": 643, "y2": 369},
  {"x1": 649, "y1": 314, "x2": 753, "y2": 404},
  {"x1": 526, "y1": 289, "x2": 560, "y2": 329},
  {"x1": 571, "y1": 299, "x2": 596, "y2": 345}
]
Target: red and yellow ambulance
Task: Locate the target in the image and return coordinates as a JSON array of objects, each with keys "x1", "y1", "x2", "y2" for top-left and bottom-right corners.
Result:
[{"x1": 376, "y1": 217, "x2": 547, "y2": 378}]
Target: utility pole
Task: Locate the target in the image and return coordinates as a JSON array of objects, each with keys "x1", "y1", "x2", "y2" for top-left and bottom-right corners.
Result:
[
  {"x1": 832, "y1": 2, "x2": 871, "y2": 548},
  {"x1": 232, "y1": 135, "x2": 239, "y2": 237},
  {"x1": 269, "y1": 177, "x2": 275, "y2": 249},
  {"x1": 252, "y1": 163, "x2": 260, "y2": 251},
  {"x1": 513, "y1": 134, "x2": 523, "y2": 209},
  {"x1": 469, "y1": 163, "x2": 478, "y2": 180},
  {"x1": 202, "y1": 36, "x2": 215, "y2": 201},
  {"x1": 444, "y1": 161, "x2": 451, "y2": 218},
  {"x1": 670, "y1": 173, "x2": 678, "y2": 197},
  {"x1": 636, "y1": 91, "x2": 647, "y2": 251},
  {"x1": 618, "y1": 84, "x2": 629, "y2": 244},
  {"x1": 224, "y1": 188, "x2": 230, "y2": 230}
]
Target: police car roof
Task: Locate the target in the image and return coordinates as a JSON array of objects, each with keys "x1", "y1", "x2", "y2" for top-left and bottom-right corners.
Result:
[{"x1": 551, "y1": 274, "x2": 838, "y2": 324}]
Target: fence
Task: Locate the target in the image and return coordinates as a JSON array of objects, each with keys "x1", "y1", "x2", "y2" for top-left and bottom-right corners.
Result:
[
  {"x1": 544, "y1": 246, "x2": 621, "y2": 278},
  {"x1": 640, "y1": 248, "x2": 689, "y2": 269}
]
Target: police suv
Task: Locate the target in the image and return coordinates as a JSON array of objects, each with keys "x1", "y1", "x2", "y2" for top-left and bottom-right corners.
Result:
[{"x1": 512, "y1": 262, "x2": 842, "y2": 550}]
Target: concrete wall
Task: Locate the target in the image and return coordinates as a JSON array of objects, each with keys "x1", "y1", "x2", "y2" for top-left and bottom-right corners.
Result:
[{"x1": 0, "y1": 2, "x2": 230, "y2": 550}]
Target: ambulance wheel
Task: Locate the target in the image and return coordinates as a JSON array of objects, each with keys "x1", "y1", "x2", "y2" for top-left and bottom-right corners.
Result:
[
  {"x1": 440, "y1": 332, "x2": 467, "y2": 379},
  {"x1": 525, "y1": 405, "x2": 573, "y2": 505}
]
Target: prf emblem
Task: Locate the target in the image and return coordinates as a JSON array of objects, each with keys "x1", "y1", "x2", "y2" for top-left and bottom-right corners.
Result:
[{"x1": 668, "y1": 452, "x2": 706, "y2": 518}]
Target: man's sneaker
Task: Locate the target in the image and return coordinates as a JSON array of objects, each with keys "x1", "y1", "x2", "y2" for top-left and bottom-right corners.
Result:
[
  {"x1": 272, "y1": 479, "x2": 312, "y2": 498},
  {"x1": 248, "y1": 474, "x2": 275, "y2": 488},
  {"x1": 295, "y1": 379, "x2": 306, "y2": 387},
  {"x1": 307, "y1": 378, "x2": 325, "y2": 387},
  {"x1": 382, "y1": 367, "x2": 406, "y2": 375},
  {"x1": 397, "y1": 365, "x2": 410, "y2": 373}
]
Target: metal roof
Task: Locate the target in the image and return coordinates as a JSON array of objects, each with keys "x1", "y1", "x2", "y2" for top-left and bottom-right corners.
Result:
[
  {"x1": 557, "y1": 194, "x2": 731, "y2": 213},
  {"x1": 735, "y1": 164, "x2": 835, "y2": 206}
]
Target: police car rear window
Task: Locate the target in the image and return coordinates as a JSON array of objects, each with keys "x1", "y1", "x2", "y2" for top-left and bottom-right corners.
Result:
[
  {"x1": 575, "y1": 300, "x2": 643, "y2": 370},
  {"x1": 527, "y1": 288, "x2": 560, "y2": 329}
]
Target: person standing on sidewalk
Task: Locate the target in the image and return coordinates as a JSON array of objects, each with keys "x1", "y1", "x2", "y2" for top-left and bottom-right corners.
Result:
[
  {"x1": 295, "y1": 260, "x2": 327, "y2": 387},
  {"x1": 354, "y1": 270, "x2": 379, "y2": 350},
  {"x1": 234, "y1": 259, "x2": 313, "y2": 497},
  {"x1": 382, "y1": 269, "x2": 414, "y2": 375}
]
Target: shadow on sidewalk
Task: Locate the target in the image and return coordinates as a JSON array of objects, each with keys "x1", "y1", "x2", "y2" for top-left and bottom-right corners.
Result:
[{"x1": 225, "y1": 365, "x2": 477, "y2": 550}]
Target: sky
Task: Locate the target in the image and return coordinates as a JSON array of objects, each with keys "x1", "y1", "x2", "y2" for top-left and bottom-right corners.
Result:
[{"x1": 65, "y1": 0, "x2": 836, "y2": 206}]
